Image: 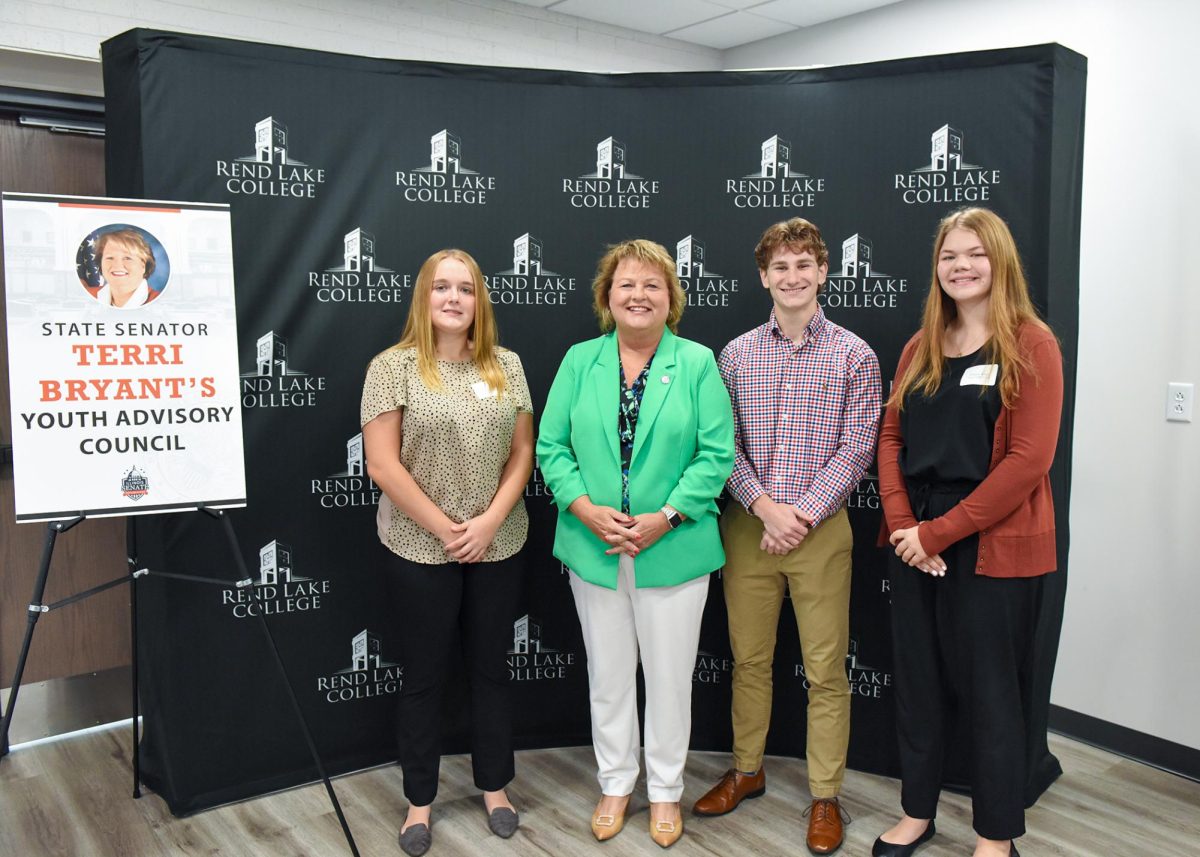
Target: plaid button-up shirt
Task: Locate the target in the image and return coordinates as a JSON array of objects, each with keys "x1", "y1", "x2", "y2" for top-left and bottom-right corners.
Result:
[{"x1": 718, "y1": 307, "x2": 882, "y2": 525}]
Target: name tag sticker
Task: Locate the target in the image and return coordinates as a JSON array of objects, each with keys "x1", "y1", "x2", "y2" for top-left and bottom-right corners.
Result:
[
  {"x1": 960, "y1": 364, "x2": 999, "y2": 386},
  {"x1": 471, "y1": 381, "x2": 498, "y2": 399}
]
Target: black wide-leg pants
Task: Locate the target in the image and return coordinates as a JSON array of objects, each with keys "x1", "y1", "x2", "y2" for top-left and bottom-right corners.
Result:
[
  {"x1": 888, "y1": 487, "x2": 1043, "y2": 841},
  {"x1": 383, "y1": 548, "x2": 524, "y2": 806}
]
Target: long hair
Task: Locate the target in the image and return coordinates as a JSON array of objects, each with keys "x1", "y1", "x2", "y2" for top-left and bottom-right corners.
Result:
[
  {"x1": 591, "y1": 239, "x2": 685, "y2": 334},
  {"x1": 394, "y1": 249, "x2": 507, "y2": 396},
  {"x1": 890, "y1": 208, "x2": 1050, "y2": 409}
]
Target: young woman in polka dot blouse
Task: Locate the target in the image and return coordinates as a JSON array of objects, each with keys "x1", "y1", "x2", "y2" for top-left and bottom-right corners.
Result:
[{"x1": 361, "y1": 249, "x2": 533, "y2": 855}]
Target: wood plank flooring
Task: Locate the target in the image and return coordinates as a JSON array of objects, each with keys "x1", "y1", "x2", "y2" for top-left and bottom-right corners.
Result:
[{"x1": 1, "y1": 728, "x2": 1196, "y2": 856}]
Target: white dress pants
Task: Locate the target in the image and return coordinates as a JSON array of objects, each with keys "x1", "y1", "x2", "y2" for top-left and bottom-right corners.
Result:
[{"x1": 569, "y1": 554, "x2": 709, "y2": 802}]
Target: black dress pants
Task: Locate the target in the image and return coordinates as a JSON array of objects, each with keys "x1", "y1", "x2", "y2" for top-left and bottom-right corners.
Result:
[
  {"x1": 888, "y1": 486, "x2": 1043, "y2": 840},
  {"x1": 384, "y1": 548, "x2": 524, "y2": 806}
]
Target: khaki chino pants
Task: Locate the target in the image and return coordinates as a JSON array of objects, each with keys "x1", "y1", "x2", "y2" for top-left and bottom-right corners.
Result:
[{"x1": 721, "y1": 503, "x2": 852, "y2": 798}]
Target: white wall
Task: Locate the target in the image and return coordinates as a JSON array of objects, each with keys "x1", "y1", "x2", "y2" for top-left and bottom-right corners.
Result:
[
  {"x1": 4, "y1": 0, "x2": 1197, "y2": 752},
  {"x1": 0, "y1": 0, "x2": 721, "y2": 96},
  {"x1": 730, "y1": 0, "x2": 1200, "y2": 752}
]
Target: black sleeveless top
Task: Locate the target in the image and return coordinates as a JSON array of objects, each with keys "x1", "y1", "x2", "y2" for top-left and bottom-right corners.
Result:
[{"x1": 900, "y1": 346, "x2": 1002, "y2": 484}]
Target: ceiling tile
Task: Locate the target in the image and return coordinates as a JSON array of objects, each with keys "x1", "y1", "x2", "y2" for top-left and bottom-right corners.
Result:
[
  {"x1": 750, "y1": 0, "x2": 904, "y2": 28},
  {"x1": 665, "y1": 11, "x2": 794, "y2": 49},
  {"x1": 549, "y1": 0, "x2": 733, "y2": 35}
]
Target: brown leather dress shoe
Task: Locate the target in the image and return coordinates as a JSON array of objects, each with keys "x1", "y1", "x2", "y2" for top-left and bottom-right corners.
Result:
[
  {"x1": 692, "y1": 767, "x2": 766, "y2": 816},
  {"x1": 805, "y1": 797, "x2": 848, "y2": 855}
]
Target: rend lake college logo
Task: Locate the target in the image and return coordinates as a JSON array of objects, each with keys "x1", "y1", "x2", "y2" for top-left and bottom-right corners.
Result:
[
  {"x1": 821, "y1": 234, "x2": 909, "y2": 310},
  {"x1": 562, "y1": 137, "x2": 660, "y2": 209},
  {"x1": 311, "y1": 432, "x2": 381, "y2": 509},
  {"x1": 316, "y1": 630, "x2": 402, "y2": 704},
  {"x1": 487, "y1": 234, "x2": 578, "y2": 306},
  {"x1": 241, "y1": 331, "x2": 327, "y2": 409},
  {"x1": 220, "y1": 539, "x2": 330, "y2": 619},
  {"x1": 216, "y1": 116, "x2": 326, "y2": 198},
  {"x1": 395, "y1": 129, "x2": 496, "y2": 205},
  {"x1": 676, "y1": 236, "x2": 740, "y2": 309},
  {"x1": 307, "y1": 227, "x2": 412, "y2": 303},
  {"x1": 508, "y1": 614, "x2": 576, "y2": 681},
  {"x1": 893, "y1": 124, "x2": 1000, "y2": 204},
  {"x1": 725, "y1": 134, "x2": 825, "y2": 208}
]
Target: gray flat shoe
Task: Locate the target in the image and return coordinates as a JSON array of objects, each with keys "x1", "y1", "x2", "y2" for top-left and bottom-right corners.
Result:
[
  {"x1": 488, "y1": 807, "x2": 520, "y2": 838},
  {"x1": 399, "y1": 822, "x2": 431, "y2": 856}
]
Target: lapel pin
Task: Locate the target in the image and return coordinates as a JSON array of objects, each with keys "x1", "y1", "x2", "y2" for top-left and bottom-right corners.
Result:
[{"x1": 661, "y1": 375, "x2": 670, "y2": 384}]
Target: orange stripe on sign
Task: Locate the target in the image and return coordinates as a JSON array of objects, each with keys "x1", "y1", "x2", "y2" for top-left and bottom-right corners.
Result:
[{"x1": 59, "y1": 203, "x2": 181, "y2": 213}]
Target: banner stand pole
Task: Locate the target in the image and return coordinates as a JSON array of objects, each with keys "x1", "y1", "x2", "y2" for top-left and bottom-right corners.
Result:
[
  {"x1": 1, "y1": 515, "x2": 87, "y2": 757},
  {"x1": 127, "y1": 516, "x2": 142, "y2": 799},
  {"x1": 199, "y1": 506, "x2": 361, "y2": 857}
]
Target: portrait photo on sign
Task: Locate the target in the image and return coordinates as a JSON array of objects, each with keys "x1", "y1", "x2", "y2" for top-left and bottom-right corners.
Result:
[{"x1": 76, "y1": 224, "x2": 171, "y2": 309}]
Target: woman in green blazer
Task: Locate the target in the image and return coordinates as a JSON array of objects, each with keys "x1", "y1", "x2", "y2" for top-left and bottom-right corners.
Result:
[{"x1": 538, "y1": 239, "x2": 734, "y2": 849}]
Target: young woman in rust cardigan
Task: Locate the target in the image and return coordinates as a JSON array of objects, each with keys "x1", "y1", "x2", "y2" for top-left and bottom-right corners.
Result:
[{"x1": 873, "y1": 208, "x2": 1063, "y2": 857}]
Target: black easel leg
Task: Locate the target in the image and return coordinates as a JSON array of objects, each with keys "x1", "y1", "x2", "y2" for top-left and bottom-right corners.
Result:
[
  {"x1": 127, "y1": 517, "x2": 142, "y2": 798},
  {"x1": 208, "y1": 509, "x2": 360, "y2": 857},
  {"x1": 1, "y1": 522, "x2": 62, "y2": 758}
]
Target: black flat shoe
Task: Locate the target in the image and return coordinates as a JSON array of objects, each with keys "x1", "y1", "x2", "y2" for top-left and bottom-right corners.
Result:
[
  {"x1": 870, "y1": 820, "x2": 935, "y2": 857},
  {"x1": 1011, "y1": 845, "x2": 1019, "y2": 857}
]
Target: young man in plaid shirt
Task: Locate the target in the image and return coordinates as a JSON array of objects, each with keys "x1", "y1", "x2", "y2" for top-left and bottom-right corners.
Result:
[{"x1": 693, "y1": 218, "x2": 881, "y2": 855}]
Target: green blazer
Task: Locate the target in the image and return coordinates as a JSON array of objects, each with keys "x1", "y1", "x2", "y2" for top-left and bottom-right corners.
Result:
[{"x1": 537, "y1": 329, "x2": 734, "y2": 589}]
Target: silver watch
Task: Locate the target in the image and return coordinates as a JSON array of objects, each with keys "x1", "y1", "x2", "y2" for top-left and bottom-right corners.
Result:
[{"x1": 661, "y1": 505, "x2": 682, "y2": 529}]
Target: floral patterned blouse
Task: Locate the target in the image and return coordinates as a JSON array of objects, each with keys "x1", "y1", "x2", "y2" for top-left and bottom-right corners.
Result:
[{"x1": 617, "y1": 353, "x2": 655, "y2": 515}]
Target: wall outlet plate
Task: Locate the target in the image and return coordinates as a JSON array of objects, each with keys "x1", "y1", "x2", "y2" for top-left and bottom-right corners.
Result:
[{"x1": 1167, "y1": 382, "x2": 1194, "y2": 422}]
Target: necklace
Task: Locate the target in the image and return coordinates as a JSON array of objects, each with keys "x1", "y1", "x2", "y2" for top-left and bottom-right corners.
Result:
[{"x1": 945, "y1": 328, "x2": 989, "y2": 358}]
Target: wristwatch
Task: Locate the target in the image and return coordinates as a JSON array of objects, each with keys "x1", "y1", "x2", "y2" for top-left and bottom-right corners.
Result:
[{"x1": 661, "y1": 505, "x2": 683, "y2": 529}]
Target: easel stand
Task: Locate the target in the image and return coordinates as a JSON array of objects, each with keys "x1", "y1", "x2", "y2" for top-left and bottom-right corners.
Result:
[{"x1": 0, "y1": 508, "x2": 360, "y2": 857}]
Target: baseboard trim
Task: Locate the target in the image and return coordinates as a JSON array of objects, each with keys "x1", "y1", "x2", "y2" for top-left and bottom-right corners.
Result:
[{"x1": 1049, "y1": 704, "x2": 1200, "y2": 783}]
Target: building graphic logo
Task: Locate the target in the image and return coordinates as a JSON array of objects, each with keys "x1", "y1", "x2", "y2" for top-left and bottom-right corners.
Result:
[
  {"x1": 311, "y1": 432, "x2": 380, "y2": 510},
  {"x1": 675, "y1": 236, "x2": 740, "y2": 309},
  {"x1": 562, "y1": 137, "x2": 660, "y2": 209},
  {"x1": 488, "y1": 234, "x2": 578, "y2": 306},
  {"x1": 726, "y1": 134, "x2": 825, "y2": 209},
  {"x1": 794, "y1": 637, "x2": 892, "y2": 700},
  {"x1": 221, "y1": 539, "x2": 330, "y2": 619},
  {"x1": 893, "y1": 124, "x2": 1000, "y2": 205},
  {"x1": 240, "y1": 330, "x2": 327, "y2": 409},
  {"x1": 215, "y1": 116, "x2": 326, "y2": 198},
  {"x1": 395, "y1": 129, "x2": 496, "y2": 205},
  {"x1": 524, "y1": 457, "x2": 555, "y2": 503},
  {"x1": 508, "y1": 614, "x2": 576, "y2": 681},
  {"x1": 821, "y1": 235, "x2": 909, "y2": 310},
  {"x1": 121, "y1": 466, "x2": 149, "y2": 502},
  {"x1": 317, "y1": 630, "x2": 403, "y2": 704},
  {"x1": 693, "y1": 649, "x2": 733, "y2": 684},
  {"x1": 847, "y1": 473, "x2": 881, "y2": 513},
  {"x1": 307, "y1": 227, "x2": 411, "y2": 304}
]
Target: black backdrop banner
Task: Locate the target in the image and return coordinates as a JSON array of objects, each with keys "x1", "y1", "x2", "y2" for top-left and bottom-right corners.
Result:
[{"x1": 100, "y1": 30, "x2": 1085, "y2": 815}]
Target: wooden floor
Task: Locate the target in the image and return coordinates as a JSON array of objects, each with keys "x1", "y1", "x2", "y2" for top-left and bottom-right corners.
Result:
[{"x1": 1, "y1": 728, "x2": 1197, "y2": 856}]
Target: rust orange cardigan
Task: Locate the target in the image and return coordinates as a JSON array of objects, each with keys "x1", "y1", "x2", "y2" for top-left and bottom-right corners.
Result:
[{"x1": 877, "y1": 323, "x2": 1063, "y2": 578}]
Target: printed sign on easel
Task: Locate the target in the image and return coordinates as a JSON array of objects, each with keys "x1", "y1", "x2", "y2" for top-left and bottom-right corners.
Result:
[{"x1": 2, "y1": 193, "x2": 246, "y2": 521}]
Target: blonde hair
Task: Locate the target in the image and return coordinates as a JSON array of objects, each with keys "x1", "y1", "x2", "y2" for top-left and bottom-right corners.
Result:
[
  {"x1": 394, "y1": 249, "x2": 506, "y2": 396},
  {"x1": 890, "y1": 207, "x2": 1051, "y2": 410},
  {"x1": 591, "y1": 239, "x2": 685, "y2": 334},
  {"x1": 97, "y1": 229, "x2": 156, "y2": 278}
]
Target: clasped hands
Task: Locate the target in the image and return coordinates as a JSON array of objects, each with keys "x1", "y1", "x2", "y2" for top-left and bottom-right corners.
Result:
[
  {"x1": 439, "y1": 511, "x2": 501, "y2": 564},
  {"x1": 888, "y1": 525, "x2": 947, "y2": 576},
  {"x1": 751, "y1": 496, "x2": 812, "y2": 556},
  {"x1": 569, "y1": 497, "x2": 669, "y2": 557}
]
